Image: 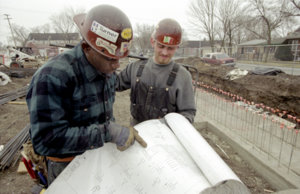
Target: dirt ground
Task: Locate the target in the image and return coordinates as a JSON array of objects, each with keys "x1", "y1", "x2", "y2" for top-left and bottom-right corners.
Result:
[
  {"x1": 176, "y1": 57, "x2": 300, "y2": 123},
  {"x1": 1, "y1": 56, "x2": 299, "y2": 193}
]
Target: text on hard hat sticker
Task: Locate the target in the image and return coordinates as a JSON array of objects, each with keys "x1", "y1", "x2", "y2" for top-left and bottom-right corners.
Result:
[
  {"x1": 121, "y1": 28, "x2": 132, "y2": 40},
  {"x1": 163, "y1": 36, "x2": 173, "y2": 44},
  {"x1": 120, "y1": 40, "x2": 132, "y2": 53},
  {"x1": 91, "y1": 21, "x2": 119, "y2": 43},
  {"x1": 95, "y1": 37, "x2": 117, "y2": 55}
]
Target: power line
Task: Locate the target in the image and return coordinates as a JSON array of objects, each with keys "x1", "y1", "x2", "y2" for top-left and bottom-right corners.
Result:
[{"x1": 3, "y1": 14, "x2": 16, "y2": 47}]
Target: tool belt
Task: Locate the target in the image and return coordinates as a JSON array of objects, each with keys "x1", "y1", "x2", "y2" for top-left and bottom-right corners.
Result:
[{"x1": 46, "y1": 156, "x2": 75, "y2": 162}]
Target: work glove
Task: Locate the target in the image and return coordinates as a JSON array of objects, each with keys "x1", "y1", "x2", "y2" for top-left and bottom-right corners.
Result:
[{"x1": 107, "y1": 122, "x2": 147, "y2": 151}]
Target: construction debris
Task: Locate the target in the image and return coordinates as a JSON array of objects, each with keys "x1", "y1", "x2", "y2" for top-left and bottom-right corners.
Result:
[
  {"x1": 0, "y1": 71, "x2": 12, "y2": 85},
  {"x1": 0, "y1": 124, "x2": 30, "y2": 170},
  {"x1": 225, "y1": 69, "x2": 248, "y2": 80},
  {"x1": 0, "y1": 86, "x2": 29, "y2": 105}
]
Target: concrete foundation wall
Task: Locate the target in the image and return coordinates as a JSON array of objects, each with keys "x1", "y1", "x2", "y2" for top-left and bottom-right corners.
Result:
[{"x1": 194, "y1": 87, "x2": 300, "y2": 191}]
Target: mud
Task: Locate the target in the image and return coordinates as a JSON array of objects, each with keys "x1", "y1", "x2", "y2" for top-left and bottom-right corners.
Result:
[{"x1": 176, "y1": 57, "x2": 300, "y2": 125}]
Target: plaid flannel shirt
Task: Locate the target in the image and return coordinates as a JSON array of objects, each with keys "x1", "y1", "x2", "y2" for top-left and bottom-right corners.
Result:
[{"x1": 26, "y1": 44, "x2": 115, "y2": 157}]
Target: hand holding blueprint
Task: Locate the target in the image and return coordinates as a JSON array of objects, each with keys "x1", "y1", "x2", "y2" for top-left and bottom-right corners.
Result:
[{"x1": 46, "y1": 113, "x2": 250, "y2": 194}]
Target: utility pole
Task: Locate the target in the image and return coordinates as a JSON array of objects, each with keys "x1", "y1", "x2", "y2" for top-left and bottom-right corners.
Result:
[
  {"x1": 199, "y1": 37, "x2": 202, "y2": 57},
  {"x1": 4, "y1": 14, "x2": 17, "y2": 48}
]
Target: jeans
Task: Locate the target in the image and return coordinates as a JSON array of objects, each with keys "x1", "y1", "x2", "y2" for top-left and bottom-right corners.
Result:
[{"x1": 47, "y1": 159, "x2": 70, "y2": 186}]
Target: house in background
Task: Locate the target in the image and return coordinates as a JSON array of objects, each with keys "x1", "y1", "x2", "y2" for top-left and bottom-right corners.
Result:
[
  {"x1": 284, "y1": 27, "x2": 300, "y2": 61},
  {"x1": 25, "y1": 33, "x2": 81, "y2": 58},
  {"x1": 237, "y1": 27, "x2": 300, "y2": 62},
  {"x1": 237, "y1": 38, "x2": 285, "y2": 61},
  {"x1": 178, "y1": 40, "x2": 235, "y2": 58},
  {"x1": 27, "y1": 33, "x2": 80, "y2": 46},
  {"x1": 238, "y1": 39, "x2": 266, "y2": 55}
]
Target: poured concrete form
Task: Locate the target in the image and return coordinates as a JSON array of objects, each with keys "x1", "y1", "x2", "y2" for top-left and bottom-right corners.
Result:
[{"x1": 194, "y1": 87, "x2": 300, "y2": 192}]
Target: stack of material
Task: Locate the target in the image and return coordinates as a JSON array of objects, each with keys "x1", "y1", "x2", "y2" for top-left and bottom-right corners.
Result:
[
  {"x1": 0, "y1": 124, "x2": 30, "y2": 170},
  {"x1": 0, "y1": 85, "x2": 29, "y2": 105}
]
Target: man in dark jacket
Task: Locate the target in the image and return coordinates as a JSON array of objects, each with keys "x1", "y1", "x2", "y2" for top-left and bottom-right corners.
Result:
[{"x1": 26, "y1": 5, "x2": 147, "y2": 185}]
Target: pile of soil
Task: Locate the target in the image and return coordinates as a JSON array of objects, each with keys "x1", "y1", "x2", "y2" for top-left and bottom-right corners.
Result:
[{"x1": 176, "y1": 57, "x2": 300, "y2": 124}]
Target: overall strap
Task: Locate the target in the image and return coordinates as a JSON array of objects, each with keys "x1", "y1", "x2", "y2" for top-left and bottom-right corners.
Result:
[
  {"x1": 136, "y1": 59, "x2": 148, "y2": 78},
  {"x1": 166, "y1": 63, "x2": 179, "y2": 86},
  {"x1": 136, "y1": 64, "x2": 145, "y2": 78}
]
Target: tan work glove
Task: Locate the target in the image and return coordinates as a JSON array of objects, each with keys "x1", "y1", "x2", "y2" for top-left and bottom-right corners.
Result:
[
  {"x1": 117, "y1": 127, "x2": 147, "y2": 151},
  {"x1": 107, "y1": 122, "x2": 147, "y2": 151}
]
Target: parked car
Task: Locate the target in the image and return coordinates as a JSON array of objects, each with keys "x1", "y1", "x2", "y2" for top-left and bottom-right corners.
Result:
[{"x1": 201, "y1": 53, "x2": 235, "y2": 67}]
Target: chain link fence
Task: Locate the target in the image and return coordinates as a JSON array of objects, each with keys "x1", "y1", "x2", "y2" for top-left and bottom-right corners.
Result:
[
  {"x1": 175, "y1": 44, "x2": 300, "y2": 63},
  {"x1": 236, "y1": 44, "x2": 300, "y2": 63}
]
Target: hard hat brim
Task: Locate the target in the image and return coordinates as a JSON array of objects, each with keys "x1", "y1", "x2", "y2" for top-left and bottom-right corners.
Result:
[{"x1": 73, "y1": 13, "x2": 86, "y2": 36}]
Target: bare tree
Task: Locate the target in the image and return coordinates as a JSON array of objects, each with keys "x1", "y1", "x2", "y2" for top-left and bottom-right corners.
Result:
[
  {"x1": 7, "y1": 23, "x2": 51, "y2": 47},
  {"x1": 0, "y1": 42, "x2": 5, "y2": 49},
  {"x1": 216, "y1": 0, "x2": 248, "y2": 55},
  {"x1": 246, "y1": 0, "x2": 290, "y2": 44},
  {"x1": 243, "y1": 0, "x2": 292, "y2": 61},
  {"x1": 50, "y1": 7, "x2": 85, "y2": 43},
  {"x1": 274, "y1": 20, "x2": 298, "y2": 37},
  {"x1": 132, "y1": 23, "x2": 155, "y2": 55},
  {"x1": 30, "y1": 24, "x2": 51, "y2": 33},
  {"x1": 181, "y1": 29, "x2": 189, "y2": 44},
  {"x1": 282, "y1": 0, "x2": 300, "y2": 16},
  {"x1": 188, "y1": 0, "x2": 218, "y2": 52},
  {"x1": 11, "y1": 23, "x2": 29, "y2": 47}
]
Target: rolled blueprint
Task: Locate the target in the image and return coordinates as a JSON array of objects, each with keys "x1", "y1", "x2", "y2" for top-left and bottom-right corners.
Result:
[{"x1": 46, "y1": 113, "x2": 249, "y2": 194}]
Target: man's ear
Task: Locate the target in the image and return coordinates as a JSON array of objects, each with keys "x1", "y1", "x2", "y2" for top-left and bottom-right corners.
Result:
[
  {"x1": 81, "y1": 41, "x2": 91, "y2": 52},
  {"x1": 150, "y1": 37, "x2": 155, "y2": 48}
]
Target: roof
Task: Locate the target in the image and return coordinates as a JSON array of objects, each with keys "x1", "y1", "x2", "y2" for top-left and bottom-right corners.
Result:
[
  {"x1": 183, "y1": 40, "x2": 223, "y2": 48},
  {"x1": 239, "y1": 27, "x2": 300, "y2": 46},
  {"x1": 28, "y1": 33, "x2": 80, "y2": 41},
  {"x1": 239, "y1": 39, "x2": 266, "y2": 46},
  {"x1": 286, "y1": 32, "x2": 300, "y2": 40},
  {"x1": 271, "y1": 38, "x2": 286, "y2": 45},
  {"x1": 239, "y1": 38, "x2": 286, "y2": 46}
]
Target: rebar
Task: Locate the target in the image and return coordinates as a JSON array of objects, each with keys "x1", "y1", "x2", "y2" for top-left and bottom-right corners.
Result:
[
  {"x1": 0, "y1": 86, "x2": 29, "y2": 105},
  {"x1": 288, "y1": 130, "x2": 298, "y2": 173},
  {"x1": 0, "y1": 124, "x2": 30, "y2": 170},
  {"x1": 196, "y1": 83, "x2": 299, "y2": 173}
]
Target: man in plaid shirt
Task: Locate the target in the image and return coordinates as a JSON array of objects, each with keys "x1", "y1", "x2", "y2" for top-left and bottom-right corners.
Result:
[{"x1": 26, "y1": 5, "x2": 147, "y2": 186}]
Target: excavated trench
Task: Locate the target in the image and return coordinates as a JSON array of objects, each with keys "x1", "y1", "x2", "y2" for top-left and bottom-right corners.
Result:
[{"x1": 175, "y1": 57, "x2": 300, "y2": 124}]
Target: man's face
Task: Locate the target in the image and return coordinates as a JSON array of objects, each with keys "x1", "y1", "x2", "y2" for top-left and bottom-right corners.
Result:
[
  {"x1": 151, "y1": 38, "x2": 178, "y2": 64},
  {"x1": 84, "y1": 44, "x2": 120, "y2": 74}
]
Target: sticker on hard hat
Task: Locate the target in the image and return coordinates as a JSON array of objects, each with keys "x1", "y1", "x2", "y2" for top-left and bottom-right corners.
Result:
[
  {"x1": 121, "y1": 28, "x2": 132, "y2": 40},
  {"x1": 163, "y1": 36, "x2": 173, "y2": 44},
  {"x1": 91, "y1": 21, "x2": 119, "y2": 43},
  {"x1": 96, "y1": 37, "x2": 117, "y2": 55},
  {"x1": 120, "y1": 41, "x2": 132, "y2": 53}
]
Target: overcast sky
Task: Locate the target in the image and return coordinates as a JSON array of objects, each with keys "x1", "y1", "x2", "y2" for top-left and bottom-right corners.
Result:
[{"x1": 0, "y1": 0, "x2": 195, "y2": 45}]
